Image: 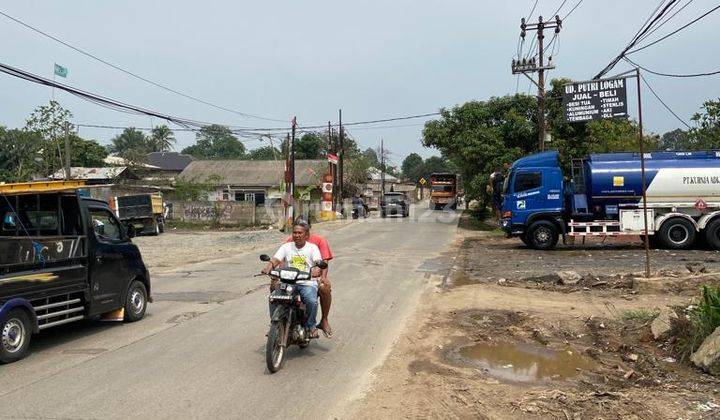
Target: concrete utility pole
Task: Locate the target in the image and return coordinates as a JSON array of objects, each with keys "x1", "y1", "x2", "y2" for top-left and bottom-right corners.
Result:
[
  {"x1": 380, "y1": 138, "x2": 385, "y2": 200},
  {"x1": 63, "y1": 123, "x2": 71, "y2": 180},
  {"x1": 290, "y1": 117, "x2": 297, "y2": 221},
  {"x1": 512, "y1": 15, "x2": 561, "y2": 151},
  {"x1": 338, "y1": 109, "x2": 344, "y2": 215},
  {"x1": 328, "y1": 121, "x2": 335, "y2": 211}
]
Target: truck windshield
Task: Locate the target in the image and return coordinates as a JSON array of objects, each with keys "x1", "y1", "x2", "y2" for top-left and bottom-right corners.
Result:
[{"x1": 432, "y1": 186, "x2": 453, "y2": 192}]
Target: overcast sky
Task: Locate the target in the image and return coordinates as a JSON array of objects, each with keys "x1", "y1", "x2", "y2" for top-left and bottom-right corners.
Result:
[{"x1": 1, "y1": 1, "x2": 718, "y2": 166}]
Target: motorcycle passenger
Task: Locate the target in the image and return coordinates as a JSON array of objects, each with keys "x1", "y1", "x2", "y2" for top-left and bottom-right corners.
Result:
[
  {"x1": 262, "y1": 220, "x2": 324, "y2": 338},
  {"x1": 284, "y1": 218, "x2": 334, "y2": 338}
]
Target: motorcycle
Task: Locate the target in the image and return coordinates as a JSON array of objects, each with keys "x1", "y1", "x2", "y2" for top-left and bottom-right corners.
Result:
[{"x1": 259, "y1": 254, "x2": 328, "y2": 373}]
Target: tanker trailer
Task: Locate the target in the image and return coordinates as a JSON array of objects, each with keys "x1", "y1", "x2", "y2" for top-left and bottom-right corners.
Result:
[{"x1": 499, "y1": 150, "x2": 720, "y2": 250}]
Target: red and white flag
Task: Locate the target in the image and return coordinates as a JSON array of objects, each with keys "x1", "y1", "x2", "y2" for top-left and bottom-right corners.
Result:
[{"x1": 327, "y1": 153, "x2": 339, "y2": 165}]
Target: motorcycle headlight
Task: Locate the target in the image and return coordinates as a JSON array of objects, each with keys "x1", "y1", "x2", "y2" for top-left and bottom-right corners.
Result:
[
  {"x1": 285, "y1": 285, "x2": 294, "y2": 294},
  {"x1": 280, "y1": 270, "x2": 298, "y2": 280}
]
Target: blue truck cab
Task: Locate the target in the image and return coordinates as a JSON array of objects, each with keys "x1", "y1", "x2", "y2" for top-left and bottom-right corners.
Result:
[{"x1": 500, "y1": 151, "x2": 566, "y2": 249}]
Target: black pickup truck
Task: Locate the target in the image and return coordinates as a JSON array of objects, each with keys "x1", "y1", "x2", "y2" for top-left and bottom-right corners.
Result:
[{"x1": 0, "y1": 181, "x2": 151, "y2": 363}]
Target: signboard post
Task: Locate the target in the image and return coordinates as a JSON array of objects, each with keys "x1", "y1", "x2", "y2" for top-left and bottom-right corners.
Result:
[
  {"x1": 562, "y1": 77, "x2": 628, "y2": 123},
  {"x1": 563, "y1": 71, "x2": 650, "y2": 277}
]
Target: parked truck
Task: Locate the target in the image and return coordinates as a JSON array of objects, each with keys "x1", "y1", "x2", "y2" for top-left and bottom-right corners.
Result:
[
  {"x1": 500, "y1": 150, "x2": 720, "y2": 250},
  {"x1": 112, "y1": 193, "x2": 164, "y2": 236},
  {"x1": 0, "y1": 181, "x2": 151, "y2": 363},
  {"x1": 429, "y1": 173, "x2": 458, "y2": 210}
]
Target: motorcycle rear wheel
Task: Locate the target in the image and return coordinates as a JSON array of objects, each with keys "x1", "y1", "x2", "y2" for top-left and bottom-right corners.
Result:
[{"x1": 266, "y1": 321, "x2": 285, "y2": 373}]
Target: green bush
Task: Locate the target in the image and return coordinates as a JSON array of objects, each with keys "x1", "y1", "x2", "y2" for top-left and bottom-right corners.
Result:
[{"x1": 674, "y1": 285, "x2": 720, "y2": 361}]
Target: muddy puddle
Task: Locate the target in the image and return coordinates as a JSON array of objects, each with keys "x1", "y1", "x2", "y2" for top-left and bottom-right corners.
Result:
[{"x1": 456, "y1": 341, "x2": 596, "y2": 383}]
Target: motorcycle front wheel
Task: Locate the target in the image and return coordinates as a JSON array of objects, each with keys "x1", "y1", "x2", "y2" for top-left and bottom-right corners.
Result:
[{"x1": 266, "y1": 321, "x2": 285, "y2": 373}]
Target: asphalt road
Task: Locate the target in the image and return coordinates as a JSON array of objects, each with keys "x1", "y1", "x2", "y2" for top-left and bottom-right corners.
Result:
[{"x1": 0, "y1": 204, "x2": 459, "y2": 419}]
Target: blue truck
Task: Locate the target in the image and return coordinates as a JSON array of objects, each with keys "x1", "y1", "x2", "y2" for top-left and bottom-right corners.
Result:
[{"x1": 500, "y1": 150, "x2": 720, "y2": 250}]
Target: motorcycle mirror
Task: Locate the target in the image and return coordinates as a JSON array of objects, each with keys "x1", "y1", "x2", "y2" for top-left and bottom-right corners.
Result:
[
  {"x1": 260, "y1": 254, "x2": 271, "y2": 262},
  {"x1": 316, "y1": 260, "x2": 328, "y2": 270}
]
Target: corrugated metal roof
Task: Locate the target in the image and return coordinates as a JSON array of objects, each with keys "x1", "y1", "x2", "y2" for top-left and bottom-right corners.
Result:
[
  {"x1": 179, "y1": 160, "x2": 328, "y2": 187},
  {"x1": 50, "y1": 167, "x2": 128, "y2": 180}
]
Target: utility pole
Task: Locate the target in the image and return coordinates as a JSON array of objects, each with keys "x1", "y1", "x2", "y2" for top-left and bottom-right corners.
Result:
[
  {"x1": 380, "y1": 138, "x2": 385, "y2": 200},
  {"x1": 290, "y1": 117, "x2": 297, "y2": 222},
  {"x1": 512, "y1": 15, "x2": 561, "y2": 151},
  {"x1": 338, "y1": 109, "x2": 344, "y2": 215},
  {"x1": 328, "y1": 121, "x2": 335, "y2": 211},
  {"x1": 63, "y1": 122, "x2": 71, "y2": 180},
  {"x1": 635, "y1": 68, "x2": 650, "y2": 278}
]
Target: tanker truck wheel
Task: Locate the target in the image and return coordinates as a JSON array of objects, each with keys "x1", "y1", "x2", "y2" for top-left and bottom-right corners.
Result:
[
  {"x1": 527, "y1": 220, "x2": 559, "y2": 250},
  {"x1": 704, "y1": 218, "x2": 720, "y2": 250},
  {"x1": 658, "y1": 218, "x2": 696, "y2": 250}
]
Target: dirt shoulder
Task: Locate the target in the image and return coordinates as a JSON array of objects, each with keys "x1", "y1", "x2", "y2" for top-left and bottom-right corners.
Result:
[
  {"x1": 348, "y1": 221, "x2": 720, "y2": 419},
  {"x1": 133, "y1": 219, "x2": 352, "y2": 274}
]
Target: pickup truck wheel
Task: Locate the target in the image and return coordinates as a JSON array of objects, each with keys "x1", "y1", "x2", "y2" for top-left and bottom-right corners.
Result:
[
  {"x1": 124, "y1": 281, "x2": 148, "y2": 322},
  {"x1": 0, "y1": 309, "x2": 31, "y2": 364},
  {"x1": 704, "y1": 218, "x2": 720, "y2": 250},
  {"x1": 659, "y1": 218, "x2": 696, "y2": 250},
  {"x1": 527, "y1": 220, "x2": 559, "y2": 250}
]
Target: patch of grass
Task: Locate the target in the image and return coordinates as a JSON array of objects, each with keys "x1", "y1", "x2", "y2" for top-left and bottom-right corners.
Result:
[
  {"x1": 619, "y1": 308, "x2": 658, "y2": 323},
  {"x1": 459, "y1": 210, "x2": 503, "y2": 233},
  {"x1": 673, "y1": 285, "x2": 720, "y2": 361}
]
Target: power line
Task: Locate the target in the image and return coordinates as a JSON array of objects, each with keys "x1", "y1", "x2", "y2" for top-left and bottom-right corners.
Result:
[
  {"x1": 526, "y1": 0, "x2": 539, "y2": 20},
  {"x1": 0, "y1": 9, "x2": 287, "y2": 123},
  {"x1": 564, "y1": 0, "x2": 584, "y2": 19},
  {"x1": 640, "y1": 74, "x2": 692, "y2": 129},
  {"x1": 594, "y1": 0, "x2": 679, "y2": 79},
  {"x1": 1, "y1": 60, "x2": 441, "y2": 136},
  {"x1": 623, "y1": 56, "x2": 720, "y2": 78},
  {"x1": 628, "y1": 4, "x2": 720, "y2": 54},
  {"x1": 550, "y1": 0, "x2": 569, "y2": 18},
  {"x1": 635, "y1": 0, "x2": 694, "y2": 44}
]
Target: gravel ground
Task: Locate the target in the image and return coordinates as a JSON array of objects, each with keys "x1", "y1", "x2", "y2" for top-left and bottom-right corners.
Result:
[{"x1": 133, "y1": 229, "x2": 285, "y2": 274}]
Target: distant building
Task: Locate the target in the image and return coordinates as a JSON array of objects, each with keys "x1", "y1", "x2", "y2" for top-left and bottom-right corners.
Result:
[
  {"x1": 178, "y1": 159, "x2": 327, "y2": 206},
  {"x1": 146, "y1": 152, "x2": 195, "y2": 178},
  {"x1": 50, "y1": 167, "x2": 138, "y2": 185}
]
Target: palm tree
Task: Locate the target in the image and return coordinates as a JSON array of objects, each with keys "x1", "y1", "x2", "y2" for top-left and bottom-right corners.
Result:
[{"x1": 150, "y1": 125, "x2": 175, "y2": 152}]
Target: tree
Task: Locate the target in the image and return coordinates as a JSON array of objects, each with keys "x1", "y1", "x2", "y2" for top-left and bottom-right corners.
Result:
[
  {"x1": 547, "y1": 78, "x2": 659, "y2": 170},
  {"x1": 295, "y1": 133, "x2": 326, "y2": 159},
  {"x1": 660, "y1": 128, "x2": 689, "y2": 151},
  {"x1": 687, "y1": 99, "x2": 720, "y2": 149},
  {"x1": 182, "y1": 124, "x2": 245, "y2": 159},
  {"x1": 24, "y1": 100, "x2": 74, "y2": 176},
  {"x1": 109, "y1": 128, "x2": 153, "y2": 162},
  {"x1": 421, "y1": 156, "x2": 451, "y2": 177},
  {"x1": 69, "y1": 135, "x2": 108, "y2": 167},
  {"x1": 423, "y1": 95, "x2": 538, "y2": 204},
  {"x1": 0, "y1": 127, "x2": 43, "y2": 182},
  {"x1": 401, "y1": 153, "x2": 424, "y2": 181},
  {"x1": 363, "y1": 148, "x2": 380, "y2": 168},
  {"x1": 247, "y1": 145, "x2": 281, "y2": 160},
  {"x1": 150, "y1": 125, "x2": 175, "y2": 152}
]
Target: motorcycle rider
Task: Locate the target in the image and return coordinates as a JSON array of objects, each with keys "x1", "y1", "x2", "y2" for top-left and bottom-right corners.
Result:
[
  {"x1": 284, "y1": 218, "x2": 334, "y2": 338},
  {"x1": 262, "y1": 220, "x2": 324, "y2": 338}
]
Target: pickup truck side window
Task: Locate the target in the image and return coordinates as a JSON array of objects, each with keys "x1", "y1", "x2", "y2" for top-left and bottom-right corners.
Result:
[
  {"x1": 89, "y1": 209, "x2": 123, "y2": 242},
  {"x1": 514, "y1": 172, "x2": 542, "y2": 193}
]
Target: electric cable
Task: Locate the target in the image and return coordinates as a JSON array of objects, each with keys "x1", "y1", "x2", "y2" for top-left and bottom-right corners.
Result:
[
  {"x1": 623, "y1": 56, "x2": 720, "y2": 78},
  {"x1": 627, "y1": 4, "x2": 720, "y2": 55},
  {"x1": 639, "y1": 74, "x2": 692, "y2": 129},
  {"x1": 0, "y1": 9, "x2": 287, "y2": 122},
  {"x1": 594, "y1": 0, "x2": 679, "y2": 79}
]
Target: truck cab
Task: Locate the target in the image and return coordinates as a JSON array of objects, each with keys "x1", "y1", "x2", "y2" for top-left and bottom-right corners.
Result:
[
  {"x1": 0, "y1": 181, "x2": 151, "y2": 363},
  {"x1": 500, "y1": 151, "x2": 566, "y2": 249}
]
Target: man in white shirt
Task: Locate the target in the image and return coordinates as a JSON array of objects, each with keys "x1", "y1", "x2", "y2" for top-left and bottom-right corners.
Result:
[{"x1": 262, "y1": 220, "x2": 324, "y2": 338}]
